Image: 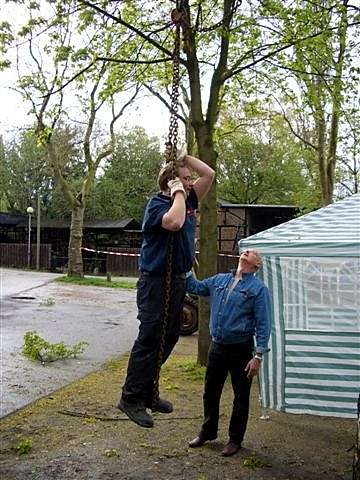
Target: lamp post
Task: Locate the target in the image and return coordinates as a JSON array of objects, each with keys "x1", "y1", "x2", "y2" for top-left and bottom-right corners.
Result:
[{"x1": 26, "y1": 206, "x2": 34, "y2": 268}]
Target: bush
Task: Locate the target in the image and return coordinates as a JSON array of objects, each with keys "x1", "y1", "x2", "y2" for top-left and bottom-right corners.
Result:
[{"x1": 22, "y1": 331, "x2": 88, "y2": 363}]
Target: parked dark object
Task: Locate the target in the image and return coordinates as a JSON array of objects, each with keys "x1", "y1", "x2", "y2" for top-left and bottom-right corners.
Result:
[{"x1": 180, "y1": 295, "x2": 198, "y2": 335}]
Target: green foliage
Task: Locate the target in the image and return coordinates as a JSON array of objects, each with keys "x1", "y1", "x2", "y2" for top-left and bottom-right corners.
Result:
[
  {"x1": 165, "y1": 359, "x2": 206, "y2": 382},
  {"x1": 86, "y1": 127, "x2": 162, "y2": 221},
  {"x1": 243, "y1": 456, "x2": 268, "y2": 468},
  {"x1": 104, "y1": 448, "x2": 120, "y2": 458},
  {"x1": 55, "y1": 276, "x2": 137, "y2": 289},
  {"x1": 181, "y1": 361, "x2": 206, "y2": 381},
  {"x1": 39, "y1": 297, "x2": 55, "y2": 307},
  {"x1": 0, "y1": 19, "x2": 14, "y2": 64},
  {"x1": 14, "y1": 438, "x2": 33, "y2": 455},
  {"x1": 22, "y1": 331, "x2": 88, "y2": 363},
  {"x1": 216, "y1": 105, "x2": 322, "y2": 210},
  {"x1": 0, "y1": 130, "x2": 52, "y2": 213}
]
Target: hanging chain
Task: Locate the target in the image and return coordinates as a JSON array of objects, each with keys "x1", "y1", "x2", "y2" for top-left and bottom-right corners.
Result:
[
  {"x1": 164, "y1": 7, "x2": 184, "y2": 174},
  {"x1": 152, "y1": 4, "x2": 185, "y2": 409}
]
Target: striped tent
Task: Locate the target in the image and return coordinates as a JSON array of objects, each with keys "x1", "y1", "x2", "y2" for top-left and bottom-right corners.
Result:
[{"x1": 240, "y1": 194, "x2": 360, "y2": 418}]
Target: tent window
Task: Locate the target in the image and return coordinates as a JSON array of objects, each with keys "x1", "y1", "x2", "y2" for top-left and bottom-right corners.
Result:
[{"x1": 282, "y1": 258, "x2": 359, "y2": 332}]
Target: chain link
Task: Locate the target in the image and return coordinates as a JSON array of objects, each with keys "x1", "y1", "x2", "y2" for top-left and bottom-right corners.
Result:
[
  {"x1": 164, "y1": 21, "x2": 182, "y2": 179},
  {"x1": 152, "y1": 7, "x2": 184, "y2": 409}
]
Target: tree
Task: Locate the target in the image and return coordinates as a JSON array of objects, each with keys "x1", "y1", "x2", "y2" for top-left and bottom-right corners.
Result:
[
  {"x1": 5, "y1": 0, "x2": 358, "y2": 361},
  {"x1": 258, "y1": 0, "x2": 359, "y2": 205},
  {"x1": 10, "y1": 0, "x2": 139, "y2": 276},
  {"x1": 336, "y1": 99, "x2": 360, "y2": 196},
  {"x1": 79, "y1": 0, "x2": 359, "y2": 363},
  {"x1": 0, "y1": 131, "x2": 51, "y2": 214},
  {"x1": 216, "y1": 103, "x2": 322, "y2": 209},
  {"x1": 86, "y1": 127, "x2": 163, "y2": 221}
]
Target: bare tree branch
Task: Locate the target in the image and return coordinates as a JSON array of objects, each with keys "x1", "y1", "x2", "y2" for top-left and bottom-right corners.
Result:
[
  {"x1": 109, "y1": 84, "x2": 141, "y2": 140},
  {"x1": 224, "y1": 20, "x2": 360, "y2": 82},
  {"x1": 78, "y1": 0, "x2": 176, "y2": 59},
  {"x1": 96, "y1": 56, "x2": 172, "y2": 65},
  {"x1": 270, "y1": 95, "x2": 318, "y2": 151},
  {"x1": 143, "y1": 83, "x2": 186, "y2": 125}
]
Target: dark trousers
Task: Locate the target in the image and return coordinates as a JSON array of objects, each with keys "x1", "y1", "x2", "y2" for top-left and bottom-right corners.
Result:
[
  {"x1": 121, "y1": 274, "x2": 186, "y2": 405},
  {"x1": 200, "y1": 340, "x2": 253, "y2": 445}
]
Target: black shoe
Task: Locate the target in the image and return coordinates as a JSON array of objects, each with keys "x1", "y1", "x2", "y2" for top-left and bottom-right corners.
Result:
[
  {"x1": 221, "y1": 440, "x2": 241, "y2": 457},
  {"x1": 151, "y1": 398, "x2": 173, "y2": 413},
  {"x1": 188, "y1": 434, "x2": 216, "y2": 448},
  {"x1": 117, "y1": 399, "x2": 154, "y2": 428}
]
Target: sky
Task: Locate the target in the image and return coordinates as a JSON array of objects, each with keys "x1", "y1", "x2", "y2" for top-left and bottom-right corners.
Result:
[
  {"x1": 0, "y1": 1, "x2": 172, "y2": 143},
  {"x1": 0, "y1": 67, "x2": 171, "y2": 142}
]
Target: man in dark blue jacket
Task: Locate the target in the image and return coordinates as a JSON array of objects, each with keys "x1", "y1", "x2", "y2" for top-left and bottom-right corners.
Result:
[
  {"x1": 118, "y1": 153, "x2": 214, "y2": 428},
  {"x1": 187, "y1": 249, "x2": 271, "y2": 456}
]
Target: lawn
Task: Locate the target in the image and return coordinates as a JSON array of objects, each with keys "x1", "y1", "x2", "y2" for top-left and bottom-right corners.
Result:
[{"x1": 55, "y1": 275, "x2": 137, "y2": 289}]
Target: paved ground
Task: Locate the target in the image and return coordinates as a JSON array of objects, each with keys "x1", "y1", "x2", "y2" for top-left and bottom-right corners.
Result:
[
  {"x1": 1, "y1": 268, "x2": 139, "y2": 417},
  {"x1": 0, "y1": 268, "x2": 60, "y2": 298}
]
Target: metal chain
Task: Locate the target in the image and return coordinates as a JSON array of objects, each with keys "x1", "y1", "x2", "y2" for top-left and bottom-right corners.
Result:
[
  {"x1": 152, "y1": 5, "x2": 184, "y2": 409},
  {"x1": 164, "y1": 20, "x2": 182, "y2": 172}
]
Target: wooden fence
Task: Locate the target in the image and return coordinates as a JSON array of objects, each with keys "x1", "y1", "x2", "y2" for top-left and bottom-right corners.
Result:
[
  {"x1": 0, "y1": 243, "x2": 52, "y2": 270},
  {"x1": 106, "y1": 247, "x2": 141, "y2": 277}
]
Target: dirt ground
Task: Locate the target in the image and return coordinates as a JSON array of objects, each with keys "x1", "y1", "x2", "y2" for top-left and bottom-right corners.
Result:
[{"x1": 0, "y1": 335, "x2": 356, "y2": 480}]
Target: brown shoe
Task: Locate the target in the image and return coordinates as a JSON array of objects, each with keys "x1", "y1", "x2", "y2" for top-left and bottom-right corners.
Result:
[
  {"x1": 221, "y1": 440, "x2": 241, "y2": 457},
  {"x1": 188, "y1": 434, "x2": 216, "y2": 448}
]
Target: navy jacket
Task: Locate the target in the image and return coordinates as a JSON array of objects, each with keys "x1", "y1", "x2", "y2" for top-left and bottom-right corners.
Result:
[{"x1": 139, "y1": 189, "x2": 198, "y2": 274}]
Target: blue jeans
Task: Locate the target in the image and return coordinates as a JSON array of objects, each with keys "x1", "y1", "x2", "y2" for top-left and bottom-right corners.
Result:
[
  {"x1": 121, "y1": 274, "x2": 186, "y2": 405},
  {"x1": 200, "y1": 340, "x2": 253, "y2": 444}
]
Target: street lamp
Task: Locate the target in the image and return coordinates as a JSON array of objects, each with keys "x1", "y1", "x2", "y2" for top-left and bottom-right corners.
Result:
[{"x1": 26, "y1": 206, "x2": 34, "y2": 268}]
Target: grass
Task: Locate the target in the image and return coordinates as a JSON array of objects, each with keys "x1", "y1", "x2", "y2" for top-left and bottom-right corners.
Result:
[
  {"x1": 55, "y1": 275, "x2": 137, "y2": 289},
  {"x1": 162, "y1": 358, "x2": 206, "y2": 382}
]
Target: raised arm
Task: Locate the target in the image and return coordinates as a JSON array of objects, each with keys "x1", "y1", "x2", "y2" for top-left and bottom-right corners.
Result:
[
  {"x1": 186, "y1": 272, "x2": 214, "y2": 296},
  {"x1": 161, "y1": 179, "x2": 186, "y2": 231},
  {"x1": 184, "y1": 155, "x2": 215, "y2": 201}
]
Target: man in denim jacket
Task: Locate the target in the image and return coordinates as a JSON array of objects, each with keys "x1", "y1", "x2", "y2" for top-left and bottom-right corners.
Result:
[{"x1": 187, "y1": 250, "x2": 271, "y2": 456}]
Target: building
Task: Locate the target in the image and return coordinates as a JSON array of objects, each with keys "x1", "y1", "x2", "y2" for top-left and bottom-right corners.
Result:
[{"x1": 216, "y1": 201, "x2": 299, "y2": 251}]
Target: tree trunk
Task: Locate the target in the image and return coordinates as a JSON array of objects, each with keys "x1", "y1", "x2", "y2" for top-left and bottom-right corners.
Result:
[
  {"x1": 196, "y1": 132, "x2": 218, "y2": 365},
  {"x1": 197, "y1": 183, "x2": 218, "y2": 365},
  {"x1": 68, "y1": 203, "x2": 85, "y2": 277}
]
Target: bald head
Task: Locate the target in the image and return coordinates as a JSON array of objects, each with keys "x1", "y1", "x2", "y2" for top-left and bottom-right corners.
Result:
[{"x1": 239, "y1": 249, "x2": 262, "y2": 272}]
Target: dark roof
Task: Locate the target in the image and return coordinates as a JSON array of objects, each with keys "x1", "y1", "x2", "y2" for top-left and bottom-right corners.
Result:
[
  {"x1": 0, "y1": 213, "x2": 27, "y2": 225},
  {"x1": 217, "y1": 200, "x2": 298, "y2": 209},
  {"x1": 0, "y1": 213, "x2": 141, "y2": 230},
  {"x1": 83, "y1": 219, "x2": 140, "y2": 229}
]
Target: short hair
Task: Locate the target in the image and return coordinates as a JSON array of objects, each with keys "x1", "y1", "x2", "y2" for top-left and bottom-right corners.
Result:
[
  {"x1": 253, "y1": 250, "x2": 263, "y2": 270},
  {"x1": 158, "y1": 163, "x2": 179, "y2": 191}
]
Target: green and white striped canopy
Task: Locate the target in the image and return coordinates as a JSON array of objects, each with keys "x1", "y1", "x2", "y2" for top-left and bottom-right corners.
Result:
[
  {"x1": 240, "y1": 194, "x2": 360, "y2": 257},
  {"x1": 239, "y1": 195, "x2": 360, "y2": 418}
]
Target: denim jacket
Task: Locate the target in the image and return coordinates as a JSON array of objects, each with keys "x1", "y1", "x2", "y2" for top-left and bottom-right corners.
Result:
[{"x1": 186, "y1": 271, "x2": 271, "y2": 352}]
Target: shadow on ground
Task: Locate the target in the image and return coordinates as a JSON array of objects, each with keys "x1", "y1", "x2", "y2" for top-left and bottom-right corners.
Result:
[{"x1": 0, "y1": 335, "x2": 355, "y2": 480}]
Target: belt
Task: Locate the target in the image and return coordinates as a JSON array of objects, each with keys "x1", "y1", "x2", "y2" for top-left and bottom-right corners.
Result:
[{"x1": 141, "y1": 271, "x2": 186, "y2": 280}]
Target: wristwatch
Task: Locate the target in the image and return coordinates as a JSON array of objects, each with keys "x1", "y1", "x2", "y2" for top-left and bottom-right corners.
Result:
[{"x1": 254, "y1": 353, "x2": 263, "y2": 361}]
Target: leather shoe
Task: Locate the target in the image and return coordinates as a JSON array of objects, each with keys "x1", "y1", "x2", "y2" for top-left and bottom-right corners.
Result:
[
  {"x1": 150, "y1": 398, "x2": 173, "y2": 413},
  {"x1": 221, "y1": 440, "x2": 241, "y2": 457},
  {"x1": 117, "y1": 399, "x2": 154, "y2": 428},
  {"x1": 188, "y1": 434, "x2": 216, "y2": 448}
]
